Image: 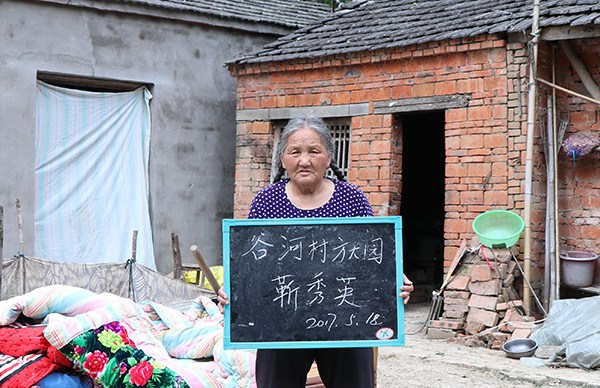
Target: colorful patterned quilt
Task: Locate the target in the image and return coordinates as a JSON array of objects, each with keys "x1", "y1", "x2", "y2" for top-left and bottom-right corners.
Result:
[{"x1": 0, "y1": 285, "x2": 256, "y2": 388}]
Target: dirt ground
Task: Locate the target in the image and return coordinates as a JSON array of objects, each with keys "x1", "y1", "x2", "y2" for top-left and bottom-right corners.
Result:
[{"x1": 376, "y1": 302, "x2": 600, "y2": 388}]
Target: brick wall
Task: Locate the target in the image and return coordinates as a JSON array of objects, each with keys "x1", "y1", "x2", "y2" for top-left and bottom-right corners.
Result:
[
  {"x1": 539, "y1": 39, "x2": 600, "y2": 282},
  {"x1": 552, "y1": 40, "x2": 600, "y2": 251},
  {"x1": 229, "y1": 34, "x2": 600, "y2": 279}
]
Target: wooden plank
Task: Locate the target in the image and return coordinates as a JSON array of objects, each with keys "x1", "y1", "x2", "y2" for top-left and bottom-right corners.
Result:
[
  {"x1": 172, "y1": 233, "x2": 182, "y2": 280},
  {"x1": 191, "y1": 245, "x2": 220, "y2": 293},
  {"x1": 373, "y1": 95, "x2": 470, "y2": 114},
  {"x1": 541, "y1": 25, "x2": 600, "y2": 41}
]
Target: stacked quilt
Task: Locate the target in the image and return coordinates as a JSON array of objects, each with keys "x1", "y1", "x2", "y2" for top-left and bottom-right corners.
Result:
[{"x1": 0, "y1": 285, "x2": 256, "y2": 387}]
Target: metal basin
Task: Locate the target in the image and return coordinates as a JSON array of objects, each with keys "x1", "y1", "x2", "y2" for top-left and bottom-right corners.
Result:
[{"x1": 502, "y1": 338, "x2": 538, "y2": 359}]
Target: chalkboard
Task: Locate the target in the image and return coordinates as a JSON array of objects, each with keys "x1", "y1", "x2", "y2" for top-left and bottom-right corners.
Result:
[{"x1": 222, "y1": 216, "x2": 404, "y2": 349}]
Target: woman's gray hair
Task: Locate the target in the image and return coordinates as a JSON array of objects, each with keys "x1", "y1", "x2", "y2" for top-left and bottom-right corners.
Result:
[{"x1": 273, "y1": 115, "x2": 346, "y2": 182}]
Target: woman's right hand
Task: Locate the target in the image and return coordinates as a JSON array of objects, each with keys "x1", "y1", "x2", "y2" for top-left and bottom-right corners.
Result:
[{"x1": 217, "y1": 287, "x2": 229, "y2": 313}]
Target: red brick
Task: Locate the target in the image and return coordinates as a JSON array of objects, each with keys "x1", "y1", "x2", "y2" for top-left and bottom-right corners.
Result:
[
  {"x1": 468, "y1": 163, "x2": 491, "y2": 177},
  {"x1": 464, "y1": 320, "x2": 486, "y2": 335},
  {"x1": 502, "y1": 308, "x2": 533, "y2": 323},
  {"x1": 467, "y1": 307, "x2": 499, "y2": 327},
  {"x1": 469, "y1": 264, "x2": 494, "y2": 282},
  {"x1": 444, "y1": 297, "x2": 470, "y2": 306},
  {"x1": 502, "y1": 273, "x2": 515, "y2": 287},
  {"x1": 484, "y1": 190, "x2": 509, "y2": 206},
  {"x1": 489, "y1": 332, "x2": 511, "y2": 349},
  {"x1": 428, "y1": 319, "x2": 464, "y2": 330},
  {"x1": 505, "y1": 320, "x2": 534, "y2": 332},
  {"x1": 468, "y1": 106, "x2": 493, "y2": 121},
  {"x1": 488, "y1": 258, "x2": 505, "y2": 276},
  {"x1": 468, "y1": 294, "x2": 500, "y2": 310},
  {"x1": 468, "y1": 279, "x2": 501, "y2": 295},
  {"x1": 426, "y1": 327, "x2": 457, "y2": 340},
  {"x1": 498, "y1": 322, "x2": 512, "y2": 333},
  {"x1": 459, "y1": 190, "x2": 484, "y2": 205},
  {"x1": 461, "y1": 134, "x2": 485, "y2": 148},
  {"x1": 447, "y1": 275, "x2": 470, "y2": 291},
  {"x1": 445, "y1": 218, "x2": 468, "y2": 234},
  {"x1": 251, "y1": 121, "x2": 271, "y2": 134},
  {"x1": 444, "y1": 303, "x2": 470, "y2": 315},
  {"x1": 483, "y1": 133, "x2": 507, "y2": 149},
  {"x1": 443, "y1": 309, "x2": 468, "y2": 319},
  {"x1": 443, "y1": 290, "x2": 470, "y2": 299},
  {"x1": 510, "y1": 328, "x2": 532, "y2": 340},
  {"x1": 446, "y1": 163, "x2": 468, "y2": 178}
]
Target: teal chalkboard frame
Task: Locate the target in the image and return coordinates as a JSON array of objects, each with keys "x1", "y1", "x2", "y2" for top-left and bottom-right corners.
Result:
[{"x1": 222, "y1": 216, "x2": 405, "y2": 350}]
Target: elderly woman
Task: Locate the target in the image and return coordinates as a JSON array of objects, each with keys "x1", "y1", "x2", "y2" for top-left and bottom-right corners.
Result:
[{"x1": 218, "y1": 115, "x2": 413, "y2": 388}]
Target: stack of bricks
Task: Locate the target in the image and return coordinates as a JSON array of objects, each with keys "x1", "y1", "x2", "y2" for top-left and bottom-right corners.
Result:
[{"x1": 426, "y1": 243, "x2": 537, "y2": 350}]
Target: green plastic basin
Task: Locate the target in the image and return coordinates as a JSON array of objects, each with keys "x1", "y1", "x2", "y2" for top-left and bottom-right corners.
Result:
[{"x1": 472, "y1": 210, "x2": 525, "y2": 249}]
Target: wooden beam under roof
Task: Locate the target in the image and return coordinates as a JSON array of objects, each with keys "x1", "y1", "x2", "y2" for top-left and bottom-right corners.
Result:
[{"x1": 541, "y1": 25, "x2": 600, "y2": 41}]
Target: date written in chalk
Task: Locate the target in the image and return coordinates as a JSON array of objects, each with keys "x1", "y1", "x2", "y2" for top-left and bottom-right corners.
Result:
[{"x1": 306, "y1": 312, "x2": 385, "y2": 331}]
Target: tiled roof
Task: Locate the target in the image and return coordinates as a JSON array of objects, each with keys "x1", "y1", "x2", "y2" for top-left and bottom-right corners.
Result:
[
  {"x1": 116, "y1": 0, "x2": 331, "y2": 29},
  {"x1": 229, "y1": 0, "x2": 600, "y2": 65}
]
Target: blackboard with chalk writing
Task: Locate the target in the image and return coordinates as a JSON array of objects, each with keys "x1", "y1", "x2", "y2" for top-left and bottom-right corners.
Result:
[{"x1": 222, "y1": 216, "x2": 404, "y2": 349}]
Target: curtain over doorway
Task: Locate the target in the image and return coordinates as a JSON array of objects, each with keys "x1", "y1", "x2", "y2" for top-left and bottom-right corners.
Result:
[{"x1": 34, "y1": 81, "x2": 155, "y2": 269}]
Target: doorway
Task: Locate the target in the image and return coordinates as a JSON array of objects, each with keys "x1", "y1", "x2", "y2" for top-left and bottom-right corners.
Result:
[{"x1": 400, "y1": 111, "x2": 445, "y2": 288}]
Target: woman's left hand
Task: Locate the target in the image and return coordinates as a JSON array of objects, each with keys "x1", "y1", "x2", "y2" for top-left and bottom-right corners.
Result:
[{"x1": 399, "y1": 274, "x2": 414, "y2": 305}]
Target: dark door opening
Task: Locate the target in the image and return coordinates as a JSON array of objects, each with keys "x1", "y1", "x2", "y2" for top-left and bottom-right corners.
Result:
[{"x1": 400, "y1": 112, "x2": 445, "y2": 288}]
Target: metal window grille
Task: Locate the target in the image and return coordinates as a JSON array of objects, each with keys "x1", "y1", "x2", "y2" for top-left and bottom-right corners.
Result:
[
  {"x1": 271, "y1": 118, "x2": 351, "y2": 181},
  {"x1": 327, "y1": 120, "x2": 351, "y2": 178}
]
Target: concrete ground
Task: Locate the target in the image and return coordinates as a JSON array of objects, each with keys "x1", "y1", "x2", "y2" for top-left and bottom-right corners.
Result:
[{"x1": 376, "y1": 302, "x2": 600, "y2": 388}]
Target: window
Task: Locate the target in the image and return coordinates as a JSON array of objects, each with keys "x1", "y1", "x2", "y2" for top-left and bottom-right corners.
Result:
[{"x1": 327, "y1": 119, "x2": 351, "y2": 178}]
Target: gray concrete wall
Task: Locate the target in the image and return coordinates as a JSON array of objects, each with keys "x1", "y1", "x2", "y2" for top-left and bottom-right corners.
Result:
[{"x1": 0, "y1": 0, "x2": 279, "y2": 273}]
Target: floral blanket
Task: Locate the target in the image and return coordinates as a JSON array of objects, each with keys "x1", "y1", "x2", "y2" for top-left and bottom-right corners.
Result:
[{"x1": 0, "y1": 285, "x2": 256, "y2": 388}]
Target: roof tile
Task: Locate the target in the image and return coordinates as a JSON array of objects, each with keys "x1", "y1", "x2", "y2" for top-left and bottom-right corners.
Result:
[
  {"x1": 119, "y1": 0, "x2": 330, "y2": 29},
  {"x1": 228, "y1": 0, "x2": 600, "y2": 65}
]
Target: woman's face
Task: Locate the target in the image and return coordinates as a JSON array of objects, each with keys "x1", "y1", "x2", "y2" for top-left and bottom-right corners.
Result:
[{"x1": 281, "y1": 126, "x2": 331, "y2": 189}]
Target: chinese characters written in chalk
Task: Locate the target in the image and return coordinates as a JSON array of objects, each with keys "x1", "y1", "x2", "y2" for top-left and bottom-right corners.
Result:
[
  {"x1": 242, "y1": 233, "x2": 384, "y2": 264},
  {"x1": 271, "y1": 273, "x2": 363, "y2": 311}
]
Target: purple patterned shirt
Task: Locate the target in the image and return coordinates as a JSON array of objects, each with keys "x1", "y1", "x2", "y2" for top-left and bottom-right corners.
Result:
[{"x1": 247, "y1": 177, "x2": 374, "y2": 219}]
